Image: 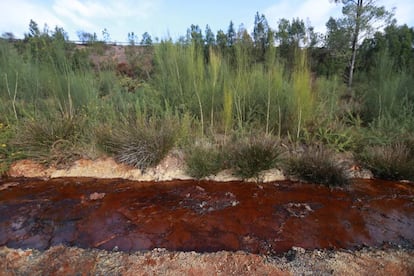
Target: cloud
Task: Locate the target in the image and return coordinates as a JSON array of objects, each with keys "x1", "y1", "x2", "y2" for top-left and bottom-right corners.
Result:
[
  {"x1": 52, "y1": 0, "x2": 159, "y2": 28},
  {"x1": 0, "y1": 0, "x2": 64, "y2": 37},
  {"x1": 264, "y1": 0, "x2": 414, "y2": 34},
  {"x1": 382, "y1": 0, "x2": 414, "y2": 25},
  {"x1": 50, "y1": 0, "x2": 160, "y2": 40},
  {"x1": 264, "y1": 0, "x2": 342, "y2": 33}
]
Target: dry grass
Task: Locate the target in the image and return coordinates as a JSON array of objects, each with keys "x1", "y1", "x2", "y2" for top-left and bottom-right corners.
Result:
[
  {"x1": 356, "y1": 142, "x2": 414, "y2": 181},
  {"x1": 285, "y1": 144, "x2": 350, "y2": 187},
  {"x1": 226, "y1": 136, "x2": 281, "y2": 179},
  {"x1": 97, "y1": 119, "x2": 176, "y2": 171}
]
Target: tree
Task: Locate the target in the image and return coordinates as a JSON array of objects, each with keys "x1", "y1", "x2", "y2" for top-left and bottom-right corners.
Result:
[
  {"x1": 204, "y1": 25, "x2": 216, "y2": 62},
  {"x1": 275, "y1": 18, "x2": 306, "y2": 65},
  {"x1": 332, "y1": 0, "x2": 394, "y2": 89},
  {"x1": 189, "y1": 24, "x2": 203, "y2": 46},
  {"x1": 102, "y1": 28, "x2": 111, "y2": 43},
  {"x1": 237, "y1": 24, "x2": 254, "y2": 46},
  {"x1": 1, "y1": 32, "x2": 15, "y2": 41},
  {"x1": 382, "y1": 24, "x2": 414, "y2": 71},
  {"x1": 140, "y1": 32, "x2": 152, "y2": 46},
  {"x1": 77, "y1": 31, "x2": 98, "y2": 44},
  {"x1": 311, "y1": 17, "x2": 351, "y2": 77},
  {"x1": 128, "y1": 32, "x2": 138, "y2": 45},
  {"x1": 252, "y1": 12, "x2": 273, "y2": 61},
  {"x1": 52, "y1": 26, "x2": 68, "y2": 41},
  {"x1": 216, "y1": 29, "x2": 227, "y2": 51},
  {"x1": 289, "y1": 18, "x2": 306, "y2": 48},
  {"x1": 358, "y1": 23, "x2": 414, "y2": 72},
  {"x1": 227, "y1": 21, "x2": 236, "y2": 47},
  {"x1": 306, "y1": 22, "x2": 322, "y2": 48},
  {"x1": 204, "y1": 25, "x2": 215, "y2": 47},
  {"x1": 28, "y1": 19, "x2": 40, "y2": 38}
]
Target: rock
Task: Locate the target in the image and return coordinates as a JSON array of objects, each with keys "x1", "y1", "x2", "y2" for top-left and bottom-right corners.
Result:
[{"x1": 9, "y1": 160, "x2": 48, "y2": 178}]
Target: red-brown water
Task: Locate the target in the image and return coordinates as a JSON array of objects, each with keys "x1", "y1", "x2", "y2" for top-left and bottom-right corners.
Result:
[{"x1": 0, "y1": 177, "x2": 413, "y2": 254}]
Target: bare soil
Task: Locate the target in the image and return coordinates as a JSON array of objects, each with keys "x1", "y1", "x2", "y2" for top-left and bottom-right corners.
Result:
[{"x1": 1, "y1": 245, "x2": 413, "y2": 275}]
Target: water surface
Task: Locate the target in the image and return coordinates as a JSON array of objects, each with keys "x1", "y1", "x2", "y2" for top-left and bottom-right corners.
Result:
[{"x1": 0, "y1": 177, "x2": 413, "y2": 254}]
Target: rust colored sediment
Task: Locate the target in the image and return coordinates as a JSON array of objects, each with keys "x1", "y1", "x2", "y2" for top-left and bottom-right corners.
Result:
[{"x1": 0, "y1": 178, "x2": 413, "y2": 254}]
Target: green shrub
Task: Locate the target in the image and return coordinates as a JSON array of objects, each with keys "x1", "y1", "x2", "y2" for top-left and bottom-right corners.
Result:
[
  {"x1": 226, "y1": 136, "x2": 281, "y2": 179},
  {"x1": 356, "y1": 142, "x2": 414, "y2": 181},
  {"x1": 286, "y1": 145, "x2": 349, "y2": 187},
  {"x1": 185, "y1": 144, "x2": 224, "y2": 179},
  {"x1": 0, "y1": 122, "x2": 24, "y2": 175},
  {"x1": 302, "y1": 123, "x2": 356, "y2": 152},
  {"x1": 13, "y1": 115, "x2": 84, "y2": 166},
  {"x1": 98, "y1": 118, "x2": 176, "y2": 171}
]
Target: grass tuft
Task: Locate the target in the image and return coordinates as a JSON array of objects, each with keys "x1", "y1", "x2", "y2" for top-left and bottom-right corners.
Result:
[
  {"x1": 286, "y1": 145, "x2": 349, "y2": 187},
  {"x1": 356, "y1": 142, "x2": 414, "y2": 181},
  {"x1": 226, "y1": 136, "x2": 281, "y2": 179},
  {"x1": 98, "y1": 118, "x2": 176, "y2": 171},
  {"x1": 185, "y1": 143, "x2": 224, "y2": 179},
  {"x1": 13, "y1": 115, "x2": 84, "y2": 167}
]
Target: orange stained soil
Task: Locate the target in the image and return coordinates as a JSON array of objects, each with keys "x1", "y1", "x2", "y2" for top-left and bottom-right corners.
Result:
[{"x1": 0, "y1": 178, "x2": 413, "y2": 254}]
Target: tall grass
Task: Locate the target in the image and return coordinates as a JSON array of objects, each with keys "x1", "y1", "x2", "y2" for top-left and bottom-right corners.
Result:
[
  {"x1": 362, "y1": 50, "x2": 414, "y2": 126},
  {"x1": 290, "y1": 49, "x2": 315, "y2": 139},
  {"x1": 152, "y1": 41, "x2": 307, "y2": 137},
  {"x1": 0, "y1": 40, "x2": 99, "y2": 122}
]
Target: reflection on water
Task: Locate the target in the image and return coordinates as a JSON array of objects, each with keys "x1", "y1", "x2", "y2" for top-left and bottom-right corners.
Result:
[{"x1": 0, "y1": 177, "x2": 413, "y2": 254}]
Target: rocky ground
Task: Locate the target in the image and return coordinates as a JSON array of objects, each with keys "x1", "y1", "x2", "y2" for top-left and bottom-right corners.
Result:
[{"x1": 1, "y1": 245, "x2": 413, "y2": 275}]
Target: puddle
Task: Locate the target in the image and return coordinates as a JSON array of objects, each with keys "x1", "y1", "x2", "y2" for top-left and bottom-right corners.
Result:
[{"x1": 0, "y1": 177, "x2": 413, "y2": 254}]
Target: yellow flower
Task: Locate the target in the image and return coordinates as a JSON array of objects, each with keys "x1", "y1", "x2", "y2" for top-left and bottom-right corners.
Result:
[{"x1": 1, "y1": 144, "x2": 6, "y2": 148}]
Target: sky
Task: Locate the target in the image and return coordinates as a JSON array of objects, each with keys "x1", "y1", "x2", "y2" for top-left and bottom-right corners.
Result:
[{"x1": 1, "y1": 0, "x2": 413, "y2": 42}]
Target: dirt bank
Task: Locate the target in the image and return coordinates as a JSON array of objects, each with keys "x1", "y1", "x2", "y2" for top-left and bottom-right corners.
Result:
[
  {"x1": 7, "y1": 149, "x2": 371, "y2": 182},
  {"x1": 1, "y1": 245, "x2": 413, "y2": 275}
]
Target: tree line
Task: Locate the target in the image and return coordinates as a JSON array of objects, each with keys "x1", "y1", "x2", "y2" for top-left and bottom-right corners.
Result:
[{"x1": 2, "y1": 0, "x2": 413, "y2": 89}]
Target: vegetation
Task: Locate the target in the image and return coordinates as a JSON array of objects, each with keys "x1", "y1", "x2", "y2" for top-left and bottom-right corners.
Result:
[
  {"x1": 185, "y1": 143, "x2": 224, "y2": 179},
  {"x1": 226, "y1": 136, "x2": 281, "y2": 179},
  {"x1": 285, "y1": 145, "x2": 350, "y2": 187},
  {"x1": 97, "y1": 117, "x2": 177, "y2": 171},
  {"x1": 1, "y1": 2, "x2": 414, "y2": 182},
  {"x1": 356, "y1": 141, "x2": 414, "y2": 181},
  {"x1": 13, "y1": 115, "x2": 85, "y2": 166}
]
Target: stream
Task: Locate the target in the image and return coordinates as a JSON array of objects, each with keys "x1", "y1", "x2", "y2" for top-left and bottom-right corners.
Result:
[{"x1": 0, "y1": 177, "x2": 413, "y2": 254}]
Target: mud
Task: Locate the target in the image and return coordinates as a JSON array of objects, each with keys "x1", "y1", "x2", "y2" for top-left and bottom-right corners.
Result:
[{"x1": 0, "y1": 177, "x2": 413, "y2": 255}]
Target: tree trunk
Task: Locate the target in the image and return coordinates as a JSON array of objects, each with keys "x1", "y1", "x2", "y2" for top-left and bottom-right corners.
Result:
[{"x1": 347, "y1": 0, "x2": 363, "y2": 91}]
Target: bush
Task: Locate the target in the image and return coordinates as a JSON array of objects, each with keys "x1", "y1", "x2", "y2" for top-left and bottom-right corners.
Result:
[
  {"x1": 226, "y1": 136, "x2": 281, "y2": 179},
  {"x1": 98, "y1": 118, "x2": 176, "y2": 171},
  {"x1": 356, "y1": 142, "x2": 414, "y2": 181},
  {"x1": 0, "y1": 122, "x2": 24, "y2": 175},
  {"x1": 286, "y1": 145, "x2": 349, "y2": 187},
  {"x1": 13, "y1": 115, "x2": 84, "y2": 166},
  {"x1": 185, "y1": 144, "x2": 224, "y2": 179}
]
